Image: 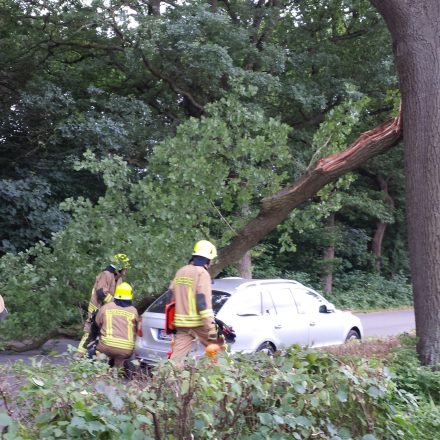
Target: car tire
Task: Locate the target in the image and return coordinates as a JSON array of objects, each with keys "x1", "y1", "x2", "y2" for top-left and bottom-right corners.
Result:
[
  {"x1": 345, "y1": 329, "x2": 361, "y2": 341},
  {"x1": 139, "y1": 361, "x2": 154, "y2": 378},
  {"x1": 256, "y1": 341, "x2": 276, "y2": 355}
]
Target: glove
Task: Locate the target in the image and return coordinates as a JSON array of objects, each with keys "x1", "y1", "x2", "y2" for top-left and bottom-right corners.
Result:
[
  {"x1": 96, "y1": 288, "x2": 106, "y2": 302},
  {"x1": 215, "y1": 318, "x2": 236, "y2": 343},
  {"x1": 208, "y1": 330, "x2": 218, "y2": 341}
]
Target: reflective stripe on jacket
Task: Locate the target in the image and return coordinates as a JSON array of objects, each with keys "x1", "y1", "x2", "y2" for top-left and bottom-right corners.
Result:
[
  {"x1": 170, "y1": 264, "x2": 213, "y2": 328},
  {"x1": 96, "y1": 302, "x2": 138, "y2": 350}
]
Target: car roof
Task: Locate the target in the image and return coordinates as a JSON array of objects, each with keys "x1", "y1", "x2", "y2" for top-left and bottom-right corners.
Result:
[{"x1": 212, "y1": 277, "x2": 305, "y2": 295}]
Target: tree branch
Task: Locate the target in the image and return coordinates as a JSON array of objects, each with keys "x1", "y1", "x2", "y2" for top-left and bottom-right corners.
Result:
[
  {"x1": 210, "y1": 113, "x2": 402, "y2": 276},
  {"x1": 140, "y1": 53, "x2": 204, "y2": 113}
]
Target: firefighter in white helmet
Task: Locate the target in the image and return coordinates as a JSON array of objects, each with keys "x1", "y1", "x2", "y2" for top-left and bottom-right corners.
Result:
[{"x1": 169, "y1": 240, "x2": 224, "y2": 363}]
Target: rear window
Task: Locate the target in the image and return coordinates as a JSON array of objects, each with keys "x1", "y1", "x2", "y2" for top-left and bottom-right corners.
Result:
[
  {"x1": 212, "y1": 290, "x2": 230, "y2": 314},
  {"x1": 147, "y1": 290, "x2": 173, "y2": 313},
  {"x1": 147, "y1": 289, "x2": 230, "y2": 315}
]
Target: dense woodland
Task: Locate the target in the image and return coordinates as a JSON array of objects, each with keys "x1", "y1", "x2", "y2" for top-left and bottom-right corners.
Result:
[{"x1": 0, "y1": 0, "x2": 414, "y2": 348}]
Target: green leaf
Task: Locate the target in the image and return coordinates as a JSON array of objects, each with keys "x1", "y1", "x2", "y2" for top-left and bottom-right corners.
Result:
[
  {"x1": 31, "y1": 377, "x2": 44, "y2": 387},
  {"x1": 0, "y1": 412, "x2": 12, "y2": 426},
  {"x1": 181, "y1": 380, "x2": 190, "y2": 395},
  {"x1": 294, "y1": 383, "x2": 306, "y2": 394},
  {"x1": 257, "y1": 412, "x2": 273, "y2": 426},
  {"x1": 136, "y1": 414, "x2": 152, "y2": 425},
  {"x1": 336, "y1": 389, "x2": 348, "y2": 402},
  {"x1": 294, "y1": 416, "x2": 312, "y2": 427},
  {"x1": 367, "y1": 386, "x2": 381, "y2": 398}
]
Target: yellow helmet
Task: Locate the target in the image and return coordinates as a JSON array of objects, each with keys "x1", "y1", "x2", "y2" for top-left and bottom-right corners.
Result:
[
  {"x1": 192, "y1": 240, "x2": 217, "y2": 260},
  {"x1": 114, "y1": 282, "x2": 133, "y2": 300},
  {"x1": 111, "y1": 253, "x2": 130, "y2": 271}
]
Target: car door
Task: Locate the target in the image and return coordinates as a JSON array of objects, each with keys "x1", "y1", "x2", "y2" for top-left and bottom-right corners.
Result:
[
  {"x1": 292, "y1": 288, "x2": 344, "y2": 346},
  {"x1": 263, "y1": 284, "x2": 310, "y2": 347},
  {"x1": 220, "y1": 285, "x2": 268, "y2": 351}
]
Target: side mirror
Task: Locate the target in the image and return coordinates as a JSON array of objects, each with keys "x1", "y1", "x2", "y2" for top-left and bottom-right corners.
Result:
[{"x1": 319, "y1": 304, "x2": 334, "y2": 313}]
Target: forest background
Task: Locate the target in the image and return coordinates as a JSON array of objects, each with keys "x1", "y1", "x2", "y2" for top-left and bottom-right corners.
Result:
[{"x1": 0, "y1": 0, "x2": 412, "y2": 348}]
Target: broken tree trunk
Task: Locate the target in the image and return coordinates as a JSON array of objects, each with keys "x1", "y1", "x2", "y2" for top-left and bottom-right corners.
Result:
[{"x1": 210, "y1": 113, "x2": 402, "y2": 277}]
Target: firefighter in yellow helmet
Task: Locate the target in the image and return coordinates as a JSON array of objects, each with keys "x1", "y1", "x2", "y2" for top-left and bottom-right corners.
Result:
[
  {"x1": 169, "y1": 240, "x2": 224, "y2": 363},
  {"x1": 95, "y1": 282, "x2": 139, "y2": 369},
  {"x1": 77, "y1": 253, "x2": 130, "y2": 355}
]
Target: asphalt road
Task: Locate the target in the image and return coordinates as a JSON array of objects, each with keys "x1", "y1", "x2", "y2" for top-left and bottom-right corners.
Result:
[
  {"x1": 355, "y1": 309, "x2": 415, "y2": 338},
  {"x1": 0, "y1": 338, "x2": 78, "y2": 365},
  {"x1": 0, "y1": 309, "x2": 416, "y2": 364}
]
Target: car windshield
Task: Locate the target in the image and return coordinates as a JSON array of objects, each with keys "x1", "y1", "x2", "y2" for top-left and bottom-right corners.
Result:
[{"x1": 147, "y1": 289, "x2": 230, "y2": 315}]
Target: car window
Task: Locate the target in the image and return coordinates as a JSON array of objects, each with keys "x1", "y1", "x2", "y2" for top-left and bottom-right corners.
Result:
[
  {"x1": 147, "y1": 289, "x2": 230, "y2": 315},
  {"x1": 147, "y1": 290, "x2": 173, "y2": 313},
  {"x1": 292, "y1": 289, "x2": 322, "y2": 314},
  {"x1": 268, "y1": 286, "x2": 298, "y2": 315},
  {"x1": 262, "y1": 291, "x2": 276, "y2": 315},
  {"x1": 235, "y1": 288, "x2": 262, "y2": 315},
  {"x1": 212, "y1": 290, "x2": 231, "y2": 314}
]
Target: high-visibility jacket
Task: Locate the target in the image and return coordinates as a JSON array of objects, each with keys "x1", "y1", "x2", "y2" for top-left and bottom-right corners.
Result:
[
  {"x1": 87, "y1": 268, "x2": 122, "y2": 314},
  {"x1": 0, "y1": 294, "x2": 7, "y2": 321},
  {"x1": 96, "y1": 302, "x2": 138, "y2": 350},
  {"x1": 170, "y1": 264, "x2": 214, "y2": 329}
]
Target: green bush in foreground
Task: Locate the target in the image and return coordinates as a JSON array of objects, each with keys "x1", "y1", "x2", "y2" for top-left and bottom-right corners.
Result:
[
  {"x1": 387, "y1": 334, "x2": 440, "y2": 405},
  {"x1": 1, "y1": 345, "x2": 439, "y2": 439}
]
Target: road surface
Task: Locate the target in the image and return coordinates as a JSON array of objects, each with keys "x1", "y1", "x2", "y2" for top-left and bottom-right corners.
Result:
[{"x1": 355, "y1": 309, "x2": 415, "y2": 338}]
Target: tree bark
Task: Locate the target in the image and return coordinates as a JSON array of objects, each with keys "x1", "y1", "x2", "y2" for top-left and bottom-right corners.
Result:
[
  {"x1": 148, "y1": 0, "x2": 161, "y2": 16},
  {"x1": 237, "y1": 251, "x2": 253, "y2": 279},
  {"x1": 370, "y1": 0, "x2": 440, "y2": 365},
  {"x1": 322, "y1": 213, "x2": 335, "y2": 294},
  {"x1": 371, "y1": 175, "x2": 395, "y2": 272},
  {"x1": 371, "y1": 221, "x2": 386, "y2": 272},
  {"x1": 236, "y1": 202, "x2": 253, "y2": 278},
  {"x1": 210, "y1": 114, "x2": 402, "y2": 277}
]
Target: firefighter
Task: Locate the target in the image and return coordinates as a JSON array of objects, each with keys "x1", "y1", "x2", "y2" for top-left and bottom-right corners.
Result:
[
  {"x1": 95, "y1": 282, "x2": 139, "y2": 369},
  {"x1": 77, "y1": 253, "x2": 130, "y2": 355},
  {"x1": 0, "y1": 294, "x2": 8, "y2": 321},
  {"x1": 170, "y1": 240, "x2": 224, "y2": 363}
]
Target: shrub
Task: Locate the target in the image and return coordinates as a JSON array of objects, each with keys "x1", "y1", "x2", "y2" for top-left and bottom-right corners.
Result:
[
  {"x1": 386, "y1": 334, "x2": 440, "y2": 404},
  {"x1": 330, "y1": 271, "x2": 413, "y2": 310},
  {"x1": 0, "y1": 346, "x2": 434, "y2": 439}
]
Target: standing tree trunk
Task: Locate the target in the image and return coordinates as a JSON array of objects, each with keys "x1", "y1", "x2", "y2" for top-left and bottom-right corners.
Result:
[
  {"x1": 236, "y1": 203, "x2": 253, "y2": 278},
  {"x1": 148, "y1": 0, "x2": 161, "y2": 16},
  {"x1": 322, "y1": 213, "x2": 336, "y2": 294},
  {"x1": 371, "y1": 175, "x2": 395, "y2": 273},
  {"x1": 237, "y1": 251, "x2": 252, "y2": 279},
  {"x1": 370, "y1": 0, "x2": 440, "y2": 365}
]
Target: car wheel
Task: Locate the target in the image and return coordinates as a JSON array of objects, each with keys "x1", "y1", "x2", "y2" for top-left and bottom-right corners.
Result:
[
  {"x1": 256, "y1": 341, "x2": 276, "y2": 355},
  {"x1": 123, "y1": 359, "x2": 138, "y2": 380},
  {"x1": 345, "y1": 329, "x2": 361, "y2": 341},
  {"x1": 139, "y1": 361, "x2": 154, "y2": 378}
]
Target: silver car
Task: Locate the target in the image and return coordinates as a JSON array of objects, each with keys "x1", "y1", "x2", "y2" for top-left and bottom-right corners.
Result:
[{"x1": 135, "y1": 278, "x2": 363, "y2": 364}]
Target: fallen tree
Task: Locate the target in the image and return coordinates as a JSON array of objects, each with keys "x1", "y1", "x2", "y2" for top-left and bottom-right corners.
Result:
[{"x1": 210, "y1": 113, "x2": 402, "y2": 277}]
